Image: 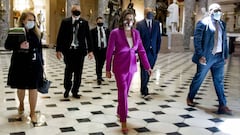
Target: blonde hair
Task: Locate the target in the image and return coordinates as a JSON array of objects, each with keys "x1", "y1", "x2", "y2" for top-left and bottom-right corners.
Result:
[{"x1": 18, "y1": 11, "x2": 41, "y2": 40}]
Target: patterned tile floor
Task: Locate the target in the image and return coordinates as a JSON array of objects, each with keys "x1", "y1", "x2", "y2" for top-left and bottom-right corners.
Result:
[{"x1": 0, "y1": 48, "x2": 240, "y2": 135}]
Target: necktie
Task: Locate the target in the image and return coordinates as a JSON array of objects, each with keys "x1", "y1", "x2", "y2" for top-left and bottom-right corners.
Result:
[
  {"x1": 99, "y1": 27, "x2": 104, "y2": 48},
  {"x1": 148, "y1": 21, "x2": 152, "y2": 33},
  {"x1": 73, "y1": 20, "x2": 79, "y2": 45},
  {"x1": 212, "y1": 21, "x2": 219, "y2": 54}
]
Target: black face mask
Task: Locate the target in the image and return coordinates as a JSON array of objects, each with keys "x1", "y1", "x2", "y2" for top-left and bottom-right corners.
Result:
[
  {"x1": 72, "y1": 10, "x2": 81, "y2": 16},
  {"x1": 97, "y1": 23, "x2": 104, "y2": 27}
]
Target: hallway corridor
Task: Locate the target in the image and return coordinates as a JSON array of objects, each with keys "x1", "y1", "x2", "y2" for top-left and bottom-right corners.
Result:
[{"x1": 0, "y1": 48, "x2": 240, "y2": 135}]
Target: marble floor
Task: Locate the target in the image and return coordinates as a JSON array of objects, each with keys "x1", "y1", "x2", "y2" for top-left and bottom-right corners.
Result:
[{"x1": 0, "y1": 48, "x2": 240, "y2": 135}]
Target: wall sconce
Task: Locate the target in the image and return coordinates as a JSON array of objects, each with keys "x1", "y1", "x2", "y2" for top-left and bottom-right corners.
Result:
[
  {"x1": 89, "y1": 9, "x2": 93, "y2": 15},
  {"x1": 87, "y1": 9, "x2": 93, "y2": 19},
  {"x1": 61, "y1": 8, "x2": 65, "y2": 15}
]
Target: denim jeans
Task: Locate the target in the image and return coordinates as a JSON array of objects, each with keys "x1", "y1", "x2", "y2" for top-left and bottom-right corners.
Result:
[{"x1": 188, "y1": 53, "x2": 227, "y2": 107}]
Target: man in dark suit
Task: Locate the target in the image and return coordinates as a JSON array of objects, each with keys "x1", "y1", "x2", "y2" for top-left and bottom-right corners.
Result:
[
  {"x1": 136, "y1": 7, "x2": 161, "y2": 100},
  {"x1": 90, "y1": 17, "x2": 110, "y2": 85},
  {"x1": 56, "y1": 4, "x2": 93, "y2": 98}
]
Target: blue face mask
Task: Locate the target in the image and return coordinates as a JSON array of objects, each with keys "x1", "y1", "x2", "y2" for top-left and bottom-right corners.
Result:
[
  {"x1": 146, "y1": 12, "x2": 154, "y2": 19},
  {"x1": 25, "y1": 21, "x2": 35, "y2": 29},
  {"x1": 212, "y1": 12, "x2": 222, "y2": 21}
]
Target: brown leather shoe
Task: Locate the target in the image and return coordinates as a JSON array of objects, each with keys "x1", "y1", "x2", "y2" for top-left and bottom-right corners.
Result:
[
  {"x1": 186, "y1": 98, "x2": 196, "y2": 107},
  {"x1": 218, "y1": 106, "x2": 232, "y2": 115}
]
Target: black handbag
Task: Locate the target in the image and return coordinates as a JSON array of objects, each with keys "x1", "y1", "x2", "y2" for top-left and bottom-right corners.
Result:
[
  {"x1": 38, "y1": 77, "x2": 51, "y2": 94},
  {"x1": 38, "y1": 66, "x2": 51, "y2": 94}
]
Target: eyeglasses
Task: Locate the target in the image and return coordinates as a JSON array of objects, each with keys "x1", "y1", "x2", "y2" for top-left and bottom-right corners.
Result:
[
  {"x1": 213, "y1": 9, "x2": 221, "y2": 13},
  {"x1": 27, "y1": 19, "x2": 35, "y2": 21}
]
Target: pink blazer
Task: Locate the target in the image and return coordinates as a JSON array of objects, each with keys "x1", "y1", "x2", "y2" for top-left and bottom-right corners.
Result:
[{"x1": 106, "y1": 28, "x2": 151, "y2": 74}]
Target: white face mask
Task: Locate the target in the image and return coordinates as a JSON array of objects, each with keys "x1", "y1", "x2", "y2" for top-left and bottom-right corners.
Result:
[
  {"x1": 124, "y1": 20, "x2": 133, "y2": 30},
  {"x1": 212, "y1": 12, "x2": 222, "y2": 21},
  {"x1": 25, "y1": 21, "x2": 35, "y2": 29}
]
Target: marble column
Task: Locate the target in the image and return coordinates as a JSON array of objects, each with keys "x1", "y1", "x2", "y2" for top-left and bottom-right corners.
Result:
[
  {"x1": 98, "y1": 0, "x2": 109, "y2": 27},
  {"x1": 183, "y1": 0, "x2": 196, "y2": 50},
  {"x1": 66, "y1": 0, "x2": 80, "y2": 17},
  {"x1": 144, "y1": 0, "x2": 156, "y2": 9},
  {"x1": 0, "y1": 0, "x2": 9, "y2": 47},
  {"x1": 196, "y1": 0, "x2": 208, "y2": 22},
  {"x1": 98, "y1": 0, "x2": 107, "y2": 17}
]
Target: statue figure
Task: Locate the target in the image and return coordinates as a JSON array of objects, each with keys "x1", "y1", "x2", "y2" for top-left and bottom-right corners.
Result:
[
  {"x1": 108, "y1": 0, "x2": 121, "y2": 31},
  {"x1": 127, "y1": 1, "x2": 135, "y2": 16},
  {"x1": 155, "y1": 0, "x2": 168, "y2": 35},
  {"x1": 167, "y1": 0, "x2": 179, "y2": 33},
  {"x1": 37, "y1": 10, "x2": 45, "y2": 39}
]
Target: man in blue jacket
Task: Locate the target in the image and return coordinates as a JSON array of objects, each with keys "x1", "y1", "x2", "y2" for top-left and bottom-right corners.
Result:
[
  {"x1": 136, "y1": 8, "x2": 161, "y2": 99},
  {"x1": 187, "y1": 3, "x2": 232, "y2": 115}
]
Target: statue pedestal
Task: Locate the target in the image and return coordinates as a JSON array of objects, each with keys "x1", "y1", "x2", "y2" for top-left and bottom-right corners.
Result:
[
  {"x1": 168, "y1": 32, "x2": 184, "y2": 52},
  {"x1": 160, "y1": 36, "x2": 170, "y2": 53}
]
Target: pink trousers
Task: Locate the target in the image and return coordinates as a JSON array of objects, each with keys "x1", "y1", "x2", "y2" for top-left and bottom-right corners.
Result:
[{"x1": 114, "y1": 72, "x2": 134, "y2": 122}]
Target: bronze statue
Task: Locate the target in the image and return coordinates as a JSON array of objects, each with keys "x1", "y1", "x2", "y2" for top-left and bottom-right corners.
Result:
[
  {"x1": 155, "y1": 0, "x2": 168, "y2": 35},
  {"x1": 108, "y1": 0, "x2": 122, "y2": 30}
]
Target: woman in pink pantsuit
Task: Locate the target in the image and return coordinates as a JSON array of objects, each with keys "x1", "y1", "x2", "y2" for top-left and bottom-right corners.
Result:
[{"x1": 106, "y1": 9, "x2": 152, "y2": 134}]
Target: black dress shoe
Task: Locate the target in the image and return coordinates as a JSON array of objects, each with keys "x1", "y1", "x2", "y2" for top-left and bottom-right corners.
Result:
[
  {"x1": 97, "y1": 80, "x2": 102, "y2": 85},
  {"x1": 100, "y1": 78, "x2": 104, "y2": 81},
  {"x1": 218, "y1": 106, "x2": 232, "y2": 115},
  {"x1": 64, "y1": 91, "x2": 69, "y2": 98},
  {"x1": 186, "y1": 98, "x2": 196, "y2": 107},
  {"x1": 72, "y1": 94, "x2": 81, "y2": 99}
]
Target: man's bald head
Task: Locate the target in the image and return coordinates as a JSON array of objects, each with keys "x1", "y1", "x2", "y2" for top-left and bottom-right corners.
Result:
[{"x1": 144, "y1": 7, "x2": 154, "y2": 17}]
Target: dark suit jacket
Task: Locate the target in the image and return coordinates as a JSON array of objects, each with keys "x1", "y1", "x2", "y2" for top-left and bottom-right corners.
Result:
[
  {"x1": 56, "y1": 17, "x2": 93, "y2": 55},
  {"x1": 136, "y1": 19, "x2": 161, "y2": 66},
  {"x1": 90, "y1": 26, "x2": 110, "y2": 51}
]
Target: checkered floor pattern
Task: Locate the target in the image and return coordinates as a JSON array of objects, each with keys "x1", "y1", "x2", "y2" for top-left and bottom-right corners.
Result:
[{"x1": 0, "y1": 48, "x2": 239, "y2": 135}]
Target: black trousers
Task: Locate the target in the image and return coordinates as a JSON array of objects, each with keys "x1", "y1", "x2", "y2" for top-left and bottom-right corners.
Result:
[
  {"x1": 63, "y1": 49, "x2": 85, "y2": 94},
  {"x1": 94, "y1": 48, "x2": 106, "y2": 80}
]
